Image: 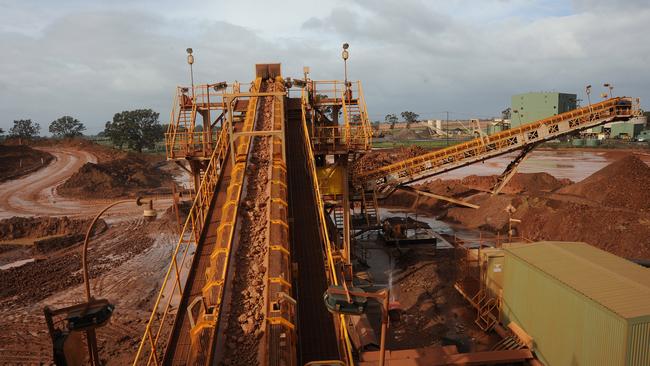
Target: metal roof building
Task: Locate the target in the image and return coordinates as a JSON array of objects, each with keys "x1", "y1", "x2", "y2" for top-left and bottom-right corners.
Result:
[
  {"x1": 511, "y1": 92, "x2": 577, "y2": 127},
  {"x1": 500, "y1": 241, "x2": 650, "y2": 366}
]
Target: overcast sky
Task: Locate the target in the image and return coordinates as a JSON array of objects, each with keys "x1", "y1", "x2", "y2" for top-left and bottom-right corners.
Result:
[{"x1": 0, "y1": 0, "x2": 648, "y2": 134}]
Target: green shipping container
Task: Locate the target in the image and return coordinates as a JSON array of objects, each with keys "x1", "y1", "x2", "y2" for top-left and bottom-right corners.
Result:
[{"x1": 501, "y1": 242, "x2": 650, "y2": 366}]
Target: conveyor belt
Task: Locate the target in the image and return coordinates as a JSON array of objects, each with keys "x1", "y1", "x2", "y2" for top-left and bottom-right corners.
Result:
[
  {"x1": 286, "y1": 107, "x2": 340, "y2": 363},
  {"x1": 163, "y1": 151, "x2": 235, "y2": 365},
  {"x1": 356, "y1": 97, "x2": 639, "y2": 191}
]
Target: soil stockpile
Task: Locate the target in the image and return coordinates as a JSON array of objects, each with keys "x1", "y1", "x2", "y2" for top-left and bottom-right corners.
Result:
[
  {"x1": 460, "y1": 172, "x2": 571, "y2": 194},
  {"x1": 446, "y1": 193, "x2": 650, "y2": 259},
  {"x1": 0, "y1": 216, "x2": 106, "y2": 241},
  {"x1": 557, "y1": 155, "x2": 650, "y2": 211},
  {"x1": 58, "y1": 154, "x2": 174, "y2": 198},
  {"x1": 0, "y1": 145, "x2": 54, "y2": 182}
]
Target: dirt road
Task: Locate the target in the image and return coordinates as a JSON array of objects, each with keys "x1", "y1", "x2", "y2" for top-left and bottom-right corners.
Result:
[
  {"x1": 0, "y1": 147, "x2": 172, "y2": 220},
  {"x1": 0, "y1": 147, "x2": 101, "y2": 219}
]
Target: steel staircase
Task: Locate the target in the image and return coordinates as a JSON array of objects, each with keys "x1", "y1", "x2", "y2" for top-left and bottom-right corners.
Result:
[
  {"x1": 333, "y1": 205, "x2": 345, "y2": 231},
  {"x1": 491, "y1": 335, "x2": 526, "y2": 351},
  {"x1": 360, "y1": 190, "x2": 379, "y2": 227}
]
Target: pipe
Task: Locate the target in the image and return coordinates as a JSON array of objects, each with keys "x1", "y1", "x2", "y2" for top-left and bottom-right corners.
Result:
[
  {"x1": 82, "y1": 199, "x2": 133, "y2": 302},
  {"x1": 379, "y1": 290, "x2": 389, "y2": 366}
]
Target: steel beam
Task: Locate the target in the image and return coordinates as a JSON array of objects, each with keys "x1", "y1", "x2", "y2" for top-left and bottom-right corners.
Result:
[
  {"x1": 399, "y1": 186, "x2": 480, "y2": 209},
  {"x1": 491, "y1": 143, "x2": 538, "y2": 195}
]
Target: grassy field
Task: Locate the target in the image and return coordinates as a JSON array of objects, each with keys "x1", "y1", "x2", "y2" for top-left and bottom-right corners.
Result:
[{"x1": 372, "y1": 139, "x2": 470, "y2": 149}]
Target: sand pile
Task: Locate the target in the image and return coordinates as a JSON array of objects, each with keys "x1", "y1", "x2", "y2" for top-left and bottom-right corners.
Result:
[
  {"x1": 446, "y1": 192, "x2": 650, "y2": 259},
  {"x1": 446, "y1": 195, "x2": 523, "y2": 231},
  {"x1": 516, "y1": 200, "x2": 650, "y2": 258},
  {"x1": 460, "y1": 173, "x2": 571, "y2": 194},
  {"x1": 0, "y1": 145, "x2": 54, "y2": 182},
  {"x1": 418, "y1": 178, "x2": 474, "y2": 196},
  {"x1": 558, "y1": 155, "x2": 650, "y2": 211},
  {"x1": 58, "y1": 154, "x2": 174, "y2": 198}
]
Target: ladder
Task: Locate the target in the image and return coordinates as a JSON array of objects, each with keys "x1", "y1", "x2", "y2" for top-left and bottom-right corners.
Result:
[
  {"x1": 361, "y1": 190, "x2": 379, "y2": 227},
  {"x1": 333, "y1": 205, "x2": 345, "y2": 231}
]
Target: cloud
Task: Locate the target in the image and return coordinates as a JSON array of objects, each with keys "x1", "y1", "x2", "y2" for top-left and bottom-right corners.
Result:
[
  {"x1": 301, "y1": 0, "x2": 650, "y2": 120},
  {"x1": 0, "y1": 0, "x2": 648, "y2": 135}
]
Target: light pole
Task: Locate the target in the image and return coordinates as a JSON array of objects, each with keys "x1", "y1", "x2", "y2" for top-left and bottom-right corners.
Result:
[
  {"x1": 84, "y1": 198, "x2": 155, "y2": 360},
  {"x1": 342, "y1": 43, "x2": 351, "y2": 102},
  {"x1": 187, "y1": 48, "x2": 195, "y2": 99},
  {"x1": 586, "y1": 85, "x2": 592, "y2": 106},
  {"x1": 604, "y1": 83, "x2": 614, "y2": 98},
  {"x1": 342, "y1": 43, "x2": 349, "y2": 85}
]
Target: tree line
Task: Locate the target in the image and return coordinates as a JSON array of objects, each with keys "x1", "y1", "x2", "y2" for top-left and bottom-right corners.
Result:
[
  {"x1": 2, "y1": 109, "x2": 164, "y2": 152},
  {"x1": 382, "y1": 111, "x2": 420, "y2": 129}
]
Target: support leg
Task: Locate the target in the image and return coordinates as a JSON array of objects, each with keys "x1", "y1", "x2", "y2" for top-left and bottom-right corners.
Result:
[{"x1": 491, "y1": 143, "x2": 538, "y2": 195}]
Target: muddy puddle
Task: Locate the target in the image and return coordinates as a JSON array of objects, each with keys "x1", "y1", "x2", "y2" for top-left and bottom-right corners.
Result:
[{"x1": 434, "y1": 149, "x2": 650, "y2": 182}]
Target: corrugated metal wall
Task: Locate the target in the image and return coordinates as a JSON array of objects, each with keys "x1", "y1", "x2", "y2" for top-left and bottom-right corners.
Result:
[
  {"x1": 628, "y1": 321, "x2": 650, "y2": 365},
  {"x1": 502, "y1": 253, "x2": 629, "y2": 366}
]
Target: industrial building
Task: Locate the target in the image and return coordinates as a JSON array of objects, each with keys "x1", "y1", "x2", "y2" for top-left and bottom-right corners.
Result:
[
  {"x1": 511, "y1": 92, "x2": 577, "y2": 127},
  {"x1": 585, "y1": 116, "x2": 648, "y2": 140},
  {"x1": 485, "y1": 242, "x2": 650, "y2": 366}
]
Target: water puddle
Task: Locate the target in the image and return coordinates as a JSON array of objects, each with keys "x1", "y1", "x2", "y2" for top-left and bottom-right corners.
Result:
[{"x1": 0, "y1": 258, "x2": 35, "y2": 270}]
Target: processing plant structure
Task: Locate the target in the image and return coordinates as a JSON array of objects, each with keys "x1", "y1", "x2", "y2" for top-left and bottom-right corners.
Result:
[{"x1": 127, "y1": 62, "x2": 646, "y2": 366}]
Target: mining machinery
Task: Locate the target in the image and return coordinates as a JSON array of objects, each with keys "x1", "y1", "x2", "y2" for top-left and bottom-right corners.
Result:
[{"x1": 133, "y1": 62, "x2": 640, "y2": 366}]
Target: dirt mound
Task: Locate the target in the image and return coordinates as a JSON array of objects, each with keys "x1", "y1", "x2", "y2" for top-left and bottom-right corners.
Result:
[
  {"x1": 461, "y1": 173, "x2": 571, "y2": 194},
  {"x1": 445, "y1": 192, "x2": 650, "y2": 259},
  {"x1": 58, "y1": 154, "x2": 174, "y2": 198},
  {"x1": 446, "y1": 194, "x2": 522, "y2": 231},
  {"x1": 32, "y1": 137, "x2": 129, "y2": 163},
  {"x1": 419, "y1": 178, "x2": 474, "y2": 196},
  {"x1": 0, "y1": 145, "x2": 54, "y2": 182},
  {"x1": 558, "y1": 155, "x2": 650, "y2": 211},
  {"x1": 516, "y1": 200, "x2": 650, "y2": 259},
  {"x1": 353, "y1": 146, "x2": 427, "y2": 175},
  {"x1": 0, "y1": 216, "x2": 106, "y2": 241}
]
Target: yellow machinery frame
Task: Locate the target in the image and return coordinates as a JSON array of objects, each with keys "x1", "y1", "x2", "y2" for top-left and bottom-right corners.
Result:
[{"x1": 357, "y1": 97, "x2": 640, "y2": 191}]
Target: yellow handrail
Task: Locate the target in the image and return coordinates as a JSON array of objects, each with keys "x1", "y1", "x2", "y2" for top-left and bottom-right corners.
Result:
[
  {"x1": 300, "y1": 90, "x2": 355, "y2": 365},
  {"x1": 133, "y1": 110, "x2": 231, "y2": 365}
]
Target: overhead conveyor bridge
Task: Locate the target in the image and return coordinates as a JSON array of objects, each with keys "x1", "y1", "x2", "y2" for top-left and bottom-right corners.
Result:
[{"x1": 355, "y1": 97, "x2": 640, "y2": 193}]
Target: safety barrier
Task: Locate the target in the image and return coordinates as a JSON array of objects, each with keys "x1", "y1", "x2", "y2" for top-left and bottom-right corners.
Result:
[
  {"x1": 192, "y1": 77, "x2": 264, "y2": 364},
  {"x1": 133, "y1": 109, "x2": 231, "y2": 365},
  {"x1": 300, "y1": 90, "x2": 356, "y2": 365},
  {"x1": 309, "y1": 80, "x2": 373, "y2": 152}
]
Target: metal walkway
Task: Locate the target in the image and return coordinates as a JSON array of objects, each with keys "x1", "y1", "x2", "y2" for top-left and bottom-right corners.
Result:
[
  {"x1": 163, "y1": 151, "x2": 235, "y2": 364},
  {"x1": 286, "y1": 106, "x2": 341, "y2": 363}
]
